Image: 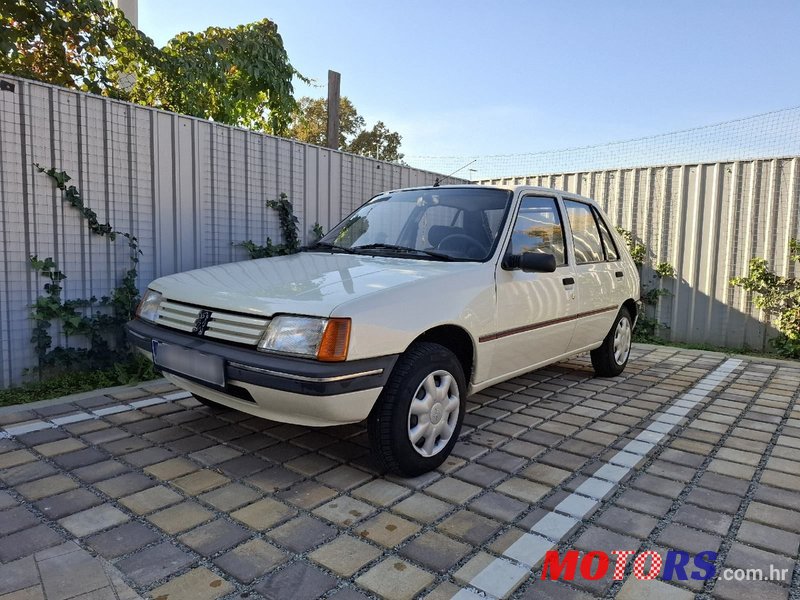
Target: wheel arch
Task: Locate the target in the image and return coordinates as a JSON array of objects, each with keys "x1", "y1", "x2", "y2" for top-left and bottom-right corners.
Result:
[{"x1": 410, "y1": 325, "x2": 475, "y2": 385}]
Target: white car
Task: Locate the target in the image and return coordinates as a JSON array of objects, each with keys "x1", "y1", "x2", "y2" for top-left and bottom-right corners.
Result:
[{"x1": 128, "y1": 185, "x2": 640, "y2": 475}]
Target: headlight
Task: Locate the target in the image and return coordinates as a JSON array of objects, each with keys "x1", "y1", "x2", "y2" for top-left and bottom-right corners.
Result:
[
  {"x1": 258, "y1": 315, "x2": 351, "y2": 361},
  {"x1": 136, "y1": 290, "x2": 163, "y2": 323}
]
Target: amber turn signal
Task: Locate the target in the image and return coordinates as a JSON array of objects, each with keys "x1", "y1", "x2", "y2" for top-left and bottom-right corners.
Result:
[{"x1": 317, "y1": 318, "x2": 351, "y2": 361}]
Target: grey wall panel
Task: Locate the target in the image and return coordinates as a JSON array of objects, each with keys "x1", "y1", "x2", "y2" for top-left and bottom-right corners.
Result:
[
  {"x1": 483, "y1": 156, "x2": 799, "y2": 350},
  {"x1": 0, "y1": 77, "x2": 455, "y2": 386}
]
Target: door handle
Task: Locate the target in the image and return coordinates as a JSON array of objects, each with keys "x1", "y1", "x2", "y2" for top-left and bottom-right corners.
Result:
[
  {"x1": 562, "y1": 277, "x2": 575, "y2": 286},
  {"x1": 615, "y1": 271, "x2": 624, "y2": 278}
]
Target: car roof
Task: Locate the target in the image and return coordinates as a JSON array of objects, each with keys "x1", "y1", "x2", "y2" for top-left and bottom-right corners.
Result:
[{"x1": 384, "y1": 184, "x2": 600, "y2": 207}]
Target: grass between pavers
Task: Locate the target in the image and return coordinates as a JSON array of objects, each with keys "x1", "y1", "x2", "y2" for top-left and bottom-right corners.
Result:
[{"x1": 0, "y1": 355, "x2": 161, "y2": 407}]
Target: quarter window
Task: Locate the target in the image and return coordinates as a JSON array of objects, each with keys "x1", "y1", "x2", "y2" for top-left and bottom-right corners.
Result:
[
  {"x1": 593, "y1": 208, "x2": 620, "y2": 261},
  {"x1": 564, "y1": 200, "x2": 604, "y2": 264},
  {"x1": 508, "y1": 196, "x2": 566, "y2": 266}
]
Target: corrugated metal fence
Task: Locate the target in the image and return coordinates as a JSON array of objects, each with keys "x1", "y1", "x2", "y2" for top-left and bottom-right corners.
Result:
[
  {"x1": 0, "y1": 76, "x2": 454, "y2": 387},
  {"x1": 484, "y1": 158, "x2": 800, "y2": 350}
]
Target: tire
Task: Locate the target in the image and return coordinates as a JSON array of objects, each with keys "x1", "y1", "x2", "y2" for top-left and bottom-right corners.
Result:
[
  {"x1": 368, "y1": 342, "x2": 466, "y2": 476},
  {"x1": 591, "y1": 307, "x2": 633, "y2": 377}
]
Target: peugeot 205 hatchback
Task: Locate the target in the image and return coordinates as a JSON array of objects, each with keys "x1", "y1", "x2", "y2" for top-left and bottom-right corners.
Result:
[{"x1": 127, "y1": 185, "x2": 640, "y2": 475}]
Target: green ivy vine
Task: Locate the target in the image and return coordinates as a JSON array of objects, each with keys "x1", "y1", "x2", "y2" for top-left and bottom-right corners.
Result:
[
  {"x1": 30, "y1": 165, "x2": 142, "y2": 377},
  {"x1": 616, "y1": 227, "x2": 676, "y2": 343},
  {"x1": 237, "y1": 192, "x2": 324, "y2": 258}
]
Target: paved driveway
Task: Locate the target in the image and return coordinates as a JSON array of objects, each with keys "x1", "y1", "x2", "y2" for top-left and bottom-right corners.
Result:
[{"x1": 0, "y1": 344, "x2": 798, "y2": 600}]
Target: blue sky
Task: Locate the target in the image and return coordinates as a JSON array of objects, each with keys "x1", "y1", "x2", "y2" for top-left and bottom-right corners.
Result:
[{"x1": 139, "y1": 0, "x2": 800, "y2": 159}]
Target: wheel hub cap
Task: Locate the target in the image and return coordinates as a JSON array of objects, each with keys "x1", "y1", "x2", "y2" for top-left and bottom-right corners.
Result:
[
  {"x1": 407, "y1": 370, "x2": 460, "y2": 457},
  {"x1": 613, "y1": 316, "x2": 632, "y2": 365}
]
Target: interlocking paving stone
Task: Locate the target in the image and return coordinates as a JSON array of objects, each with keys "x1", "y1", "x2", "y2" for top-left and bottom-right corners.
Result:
[
  {"x1": 399, "y1": 530, "x2": 470, "y2": 573},
  {"x1": 58, "y1": 504, "x2": 129, "y2": 537},
  {"x1": 713, "y1": 578, "x2": 789, "y2": 600},
  {"x1": 85, "y1": 521, "x2": 161, "y2": 558},
  {"x1": 674, "y1": 503, "x2": 733, "y2": 535},
  {"x1": 119, "y1": 484, "x2": 183, "y2": 514},
  {"x1": 496, "y1": 477, "x2": 550, "y2": 504},
  {"x1": 199, "y1": 482, "x2": 262, "y2": 512},
  {"x1": 469, "y1": 490, "x2": 528, "y2": 522},
  {"x1": 245, "y1": 465, "x2": 304, "y2": 492},
  {"x1": 356, "y1": 557, "x2": 435, "y2": 600},
  {"x1": 313, "y1": 495, "x2": 376, "y2": 526},
  {"x1": 213, "y1": 539, "x2": 287, "y2": 583},
  {"x1": 392, "y1": 492, "x2": 452, "y2": 524},
  {"x1": 71, "y1": 459, "x2": 129, "y2": 483},
  {"x1": 50, "y1": 447, "x2": 107, "y2": 469},
  {"x1": 38, "y1": 546, "x2": 109, "y2": 600},
  {"x1": 16, "y1": 474, "x2": 79, "y2": 501},
  {"x1": 172, "y1": 469, "x2": 229, "y2": 495},
  {"x1": 0, "y1": 524, "x2": 64, "y2": 562},
  {"x1": 277, "y1": 480, "x2": 337, "y2": 509},
  {"x1": 267, "y1": 514, "x2": 337, "y2": 553},
  {"x1": 93, "y1": 472, "x2": 154, "y2": 498},
  {"x1": 616, "y1": 578, "x2": 694, "y2": 600},
  {"x1": 149, "y1": 566, "x2": 233, "y2": 600},
  {"x1": 595, "y1": 506, "x2": 659, "y2": 539},
  {"x1": 148, "y1": 501, "x2": 215, "y2": 534},
  {"x1": 143, "y1": 457, "x2": 198, "y2": 480},
  {"x1": 254, "y1": 561, "x2": 337, "y2": 600},
  {"x1": 309, "y1": 534, "x2": 382, "y2": 577},
  {"x1": 34, "y1": 488, "x2": 102, "y2": 520},
  {"x1": 231, "y1": 498, "x2": 296, "y2": 531},
  {"x1": 437, "y1": 509, "x2": 502, "y2": 545},
  {"x1": 179, "y1": 518, "x2": 251, "y2": 556},
  {"x1": 352, "y1": 479, "x2": 411, "y2": 506},
  {"x1": 0, "y1": 506, "x2": 39, "y2": 535},
  {"x1": 116, "y1": 541, "x2": 196, "y2": 587},
  {"x1": 0, "y1": 556, "x2": 38, "y2": 596},
  {"x1": 356, "y1": 512, "x2": 420, "y2": 547}
]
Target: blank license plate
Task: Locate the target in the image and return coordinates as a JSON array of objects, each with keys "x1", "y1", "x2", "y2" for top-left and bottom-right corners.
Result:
[{"x1": 152, "y1": 341, "x2": 225, "y2": 387}]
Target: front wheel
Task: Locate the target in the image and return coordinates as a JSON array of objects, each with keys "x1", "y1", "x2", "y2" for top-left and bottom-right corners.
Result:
[
  {"x1": 590, "y1": 307, "x2": 633, "y2": 377},
  {"x1": 368, "y1": 342, "x2": 466, "y2": 476}
]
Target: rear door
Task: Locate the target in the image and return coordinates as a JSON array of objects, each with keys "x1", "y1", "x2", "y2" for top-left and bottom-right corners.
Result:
[
  {"x1": 562, "y1": 199, "x2": 623, "y2": 351},
  {"x1": 488, "y1": 194, "x2": 578, "y2": 379}
]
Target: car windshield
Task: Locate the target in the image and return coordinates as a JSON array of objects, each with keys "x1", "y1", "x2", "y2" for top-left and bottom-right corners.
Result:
[{"x1": 313, "y1": 187, "x2": 513, "y2": 261}]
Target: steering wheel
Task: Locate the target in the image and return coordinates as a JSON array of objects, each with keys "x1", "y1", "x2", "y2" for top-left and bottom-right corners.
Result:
[{"x1": 437, "y1": 233, "x2": 487, "y2": 258}]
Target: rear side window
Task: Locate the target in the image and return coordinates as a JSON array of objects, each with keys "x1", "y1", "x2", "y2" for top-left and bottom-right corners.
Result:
[
  {"x1": 593, "y1": 208, "x2": 620, "y2": 261},
  {"x1": 508, "y1": 196, "x2": 566, "y2": 266},
  {"x1": 564, "y1": 200, "x2": 604, "y2": 264}
]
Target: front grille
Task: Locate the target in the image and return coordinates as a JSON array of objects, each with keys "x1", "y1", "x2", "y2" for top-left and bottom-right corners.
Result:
[{"x1": 156, "y1": 300, "x2": 269, "y2": 345}]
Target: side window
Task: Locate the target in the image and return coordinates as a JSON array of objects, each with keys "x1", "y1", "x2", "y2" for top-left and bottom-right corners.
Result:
[
  {"x1": 564, "y1": 200, "x2": 604, "y2": 264},
  {"x1": 593, "y1": 208, "x2": 620, "y2": 261},
  {"x1": 508, "y1": 196, "x2": 566, "y2": 266}
]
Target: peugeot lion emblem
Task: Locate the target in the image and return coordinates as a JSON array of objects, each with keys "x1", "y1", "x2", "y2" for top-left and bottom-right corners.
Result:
[{"x1": 192, "y1": 310, "x2": 213, "y2": 336}]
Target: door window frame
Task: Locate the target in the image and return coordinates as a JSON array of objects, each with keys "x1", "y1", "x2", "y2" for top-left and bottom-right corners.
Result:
[{"x1": 501, "y1": 194, "x2": 570, "y2": 269}]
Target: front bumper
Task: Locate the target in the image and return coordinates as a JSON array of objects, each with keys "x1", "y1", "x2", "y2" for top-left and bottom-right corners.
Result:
[{"x1": 126, "y1": 319, "x2": 397, "y2": 426}]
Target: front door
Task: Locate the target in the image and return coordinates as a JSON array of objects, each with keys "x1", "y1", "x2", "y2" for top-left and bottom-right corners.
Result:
[{"x1": 488, "y1": 195, "x2": 578, "y2": 380}]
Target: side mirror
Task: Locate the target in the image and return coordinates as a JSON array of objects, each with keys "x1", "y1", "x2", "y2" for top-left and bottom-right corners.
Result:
[{"x1": 504, "y1": 252, "x2": 557, "y2": 273}]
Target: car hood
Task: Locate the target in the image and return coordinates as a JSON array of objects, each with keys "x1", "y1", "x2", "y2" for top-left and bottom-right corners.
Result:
[{"x1": 149, "y1": 251, "x2": 479, "y2": 317}]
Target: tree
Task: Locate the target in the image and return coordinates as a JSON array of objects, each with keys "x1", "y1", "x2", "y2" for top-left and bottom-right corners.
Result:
[
  {"x1": 348, "y1": 121, "x2": 404, "y2": 162},
  {"x1": 0, "y1": 0, "x2": 158, "y2": 96},
  {"x1": 289, "y1": 96, "x2": 364, "y2": 148},
  {"x1": 288, "y1": 96, "x2": 404, "y2": 161},
  {"x1": 1, "y1": 0, "x2": 299, "y2": 133}
]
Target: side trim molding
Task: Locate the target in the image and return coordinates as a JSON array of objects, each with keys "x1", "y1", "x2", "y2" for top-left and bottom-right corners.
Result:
[{"x1": 478, "y1": 305, "x2": 618, "y2": 343}]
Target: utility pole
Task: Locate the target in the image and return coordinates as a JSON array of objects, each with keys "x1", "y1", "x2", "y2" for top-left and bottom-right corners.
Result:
[{"x1": 326, "y1": 70, "x2": 341, "y2": 150}]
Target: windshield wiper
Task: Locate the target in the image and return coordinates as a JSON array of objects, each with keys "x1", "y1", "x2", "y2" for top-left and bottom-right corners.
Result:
[
  {"x1": 352, "y1": 243, "x2": 457, "y2": 261},
  {"x1": 302, "y1": 241, "x2": 357, "y2": 254}
]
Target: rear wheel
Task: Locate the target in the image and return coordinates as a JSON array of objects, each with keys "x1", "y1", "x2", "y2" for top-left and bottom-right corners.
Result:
[
  {"x1": 368, "y1": 342, "x2": 465, "y2": 476},
  {"x1": 590, "y1": 307, "x2": 633, "y2": 377}
]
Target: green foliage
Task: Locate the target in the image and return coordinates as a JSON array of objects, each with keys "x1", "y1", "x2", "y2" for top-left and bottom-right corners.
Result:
[
  {"x1": 237, "y1": 193, "x2": 323, "y2": 259},
  {"x1": 29, "y1": 166, "x2": 142, "y2": 378},
  {"x1": 289, "y1": 96, "x2": 404, "y2": 161},
  {"x1": 616, "y1": 227, "x2": 646, "y2": 266},
  {"x1": 347, "y1": 121, "x2": 404, "y2": 162},
  {"x1": 0, "y1": 354, "x2": 159, "y2": 407},
  {"x1": 616, "y1": 227, "x2": 675, "y2": 343},
  {"x1": 1, "y1": 0, "x2": 158, "y2": 96},
  {"x1": 2, "y1": 1, "x2": 299, "y2": 134},
  {"x1": 289, "y1": 96, "x2": 365, "y2": 148},
  {"x1": 730, "y1": 239, "x2": 800, "y2": 358},
  {"x1": 311, "y1": 223, "x2": 325, "y2": 242}
]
